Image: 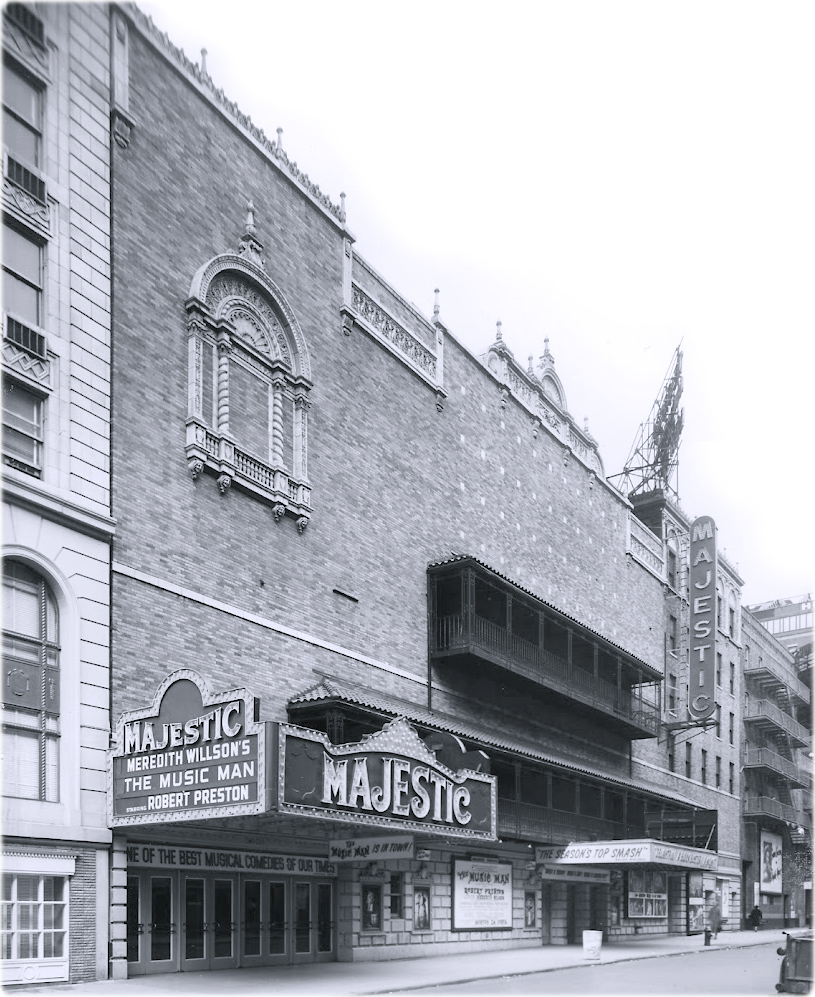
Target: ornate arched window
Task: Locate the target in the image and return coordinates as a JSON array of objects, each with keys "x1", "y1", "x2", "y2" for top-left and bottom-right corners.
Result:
[
  {"x1": 2, "y1": 559, "x2": 60, "y2": 801},
  {"x1": 184, "y1": 204, "x2": 312, "y2": 531}
]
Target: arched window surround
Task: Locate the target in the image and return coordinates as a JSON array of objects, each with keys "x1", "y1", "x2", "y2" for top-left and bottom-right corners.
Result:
[{"x1": 184, "y1": 244, "x2": 313, "y2": 532}]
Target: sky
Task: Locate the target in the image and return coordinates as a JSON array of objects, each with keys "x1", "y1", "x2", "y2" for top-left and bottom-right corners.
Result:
[{"x1": 143, "y1": 1, "x2": 814, "y2": 606}]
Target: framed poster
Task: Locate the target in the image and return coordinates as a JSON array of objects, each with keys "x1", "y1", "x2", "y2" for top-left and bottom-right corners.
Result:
[
  {"x1": 452, "y1": 859, "x2": 512, "y2": 930},
  {"x1": 524, "y1": 891, "x2": 537, "y2": 928},
  {"x1": 413, "y1": 886, "x2": 431, "y2": 930},
  {"x1": 687, "y1": 871, "x2": 705, "y2": 934},
  {"x1": 626, "y1": 869, "x2": 667, "y2": 918},
  {"x1": 760, "y1": 831, "x2": 783, "y2": 895},
  {"x1": 362, "y1": 884, "x2": 382, "y2": 930}
]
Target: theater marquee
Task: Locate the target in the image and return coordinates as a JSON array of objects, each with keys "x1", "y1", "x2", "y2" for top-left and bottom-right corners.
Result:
[
  {"x1": 108, "y1": 669, "x2": 271, "y2": 826},
  {"x1": 278, "y1": 718, "x2": 497, "y2": 840}
]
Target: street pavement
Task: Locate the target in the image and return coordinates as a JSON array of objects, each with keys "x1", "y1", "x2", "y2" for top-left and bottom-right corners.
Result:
[{"x1": 21, "y1": 928, "x2": 789, "y2": 995}]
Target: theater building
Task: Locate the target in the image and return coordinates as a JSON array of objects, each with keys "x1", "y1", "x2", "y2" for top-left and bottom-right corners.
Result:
[
  {"x1": 1, "y1": 3, "x2": 114, "y2": 985},
  {"x1": 100, "y1": 5, "x2": 749, "y2": 978},
  {"x1": 6, "y1": 2, "x2": 800, "y2": 985}
]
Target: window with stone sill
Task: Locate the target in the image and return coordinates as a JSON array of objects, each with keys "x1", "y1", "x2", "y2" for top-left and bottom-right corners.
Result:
[{"x1": 184, "y1": 204, "x2": 313, "y2": 532}]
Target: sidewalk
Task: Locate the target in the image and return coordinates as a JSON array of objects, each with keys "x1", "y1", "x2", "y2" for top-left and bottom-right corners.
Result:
[{"x1": 22, "y1": 928, "x2": 784, "y2": 996}]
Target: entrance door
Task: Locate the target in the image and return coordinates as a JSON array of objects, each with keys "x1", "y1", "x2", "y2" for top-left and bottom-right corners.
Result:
[
  {"x1": 145, "y1": 874, "x2": 176, "y2": 974},
  {"x1": 180, "y1": 875, "x2": 238, "y2": 971}
]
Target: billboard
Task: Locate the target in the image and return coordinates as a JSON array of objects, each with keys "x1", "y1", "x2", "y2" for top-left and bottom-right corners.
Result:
[
  {"x1": 760, "y1": 830, "x2": 783, "y2": 894},
  {"x1": 688, "y1": 515, "x2": 717, "y2": 722},
  {"x1": 108, "y1": 669, "x2": 271, "y2": 826},
  {"x1": 452, "y1": 859, "x2": 513, "y2": 930},
  {"x1": 278, "y1": 717, "x2": 497, "y2": 840}
]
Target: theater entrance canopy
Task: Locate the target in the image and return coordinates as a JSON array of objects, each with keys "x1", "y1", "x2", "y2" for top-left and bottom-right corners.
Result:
[{"x1": 535, "y1": 838, "x2": 718, "y2": 871}]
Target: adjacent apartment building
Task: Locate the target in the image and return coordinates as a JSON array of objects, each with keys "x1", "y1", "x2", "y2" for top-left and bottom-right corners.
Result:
[{"x1": 2, "y1": 3, "x2": 114, "y2": 985}]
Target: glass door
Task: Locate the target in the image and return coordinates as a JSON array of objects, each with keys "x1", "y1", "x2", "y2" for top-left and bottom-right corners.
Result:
[
  {"x1": 180, "y1": 876, "x2": 207, "y2": 971},
  {"x1": 146, "y1": 875, "x2": 177, "y2": 974},
  {"x1": 179, "y1": 875, "x2": 238, "y2": 971},
  {"x1": 267, "y1": 880, "x2": 288, "y2": 964},
  {"x1": 210, "y1": 878, "x2": 238, "y2": 970},
  {"x1": 292, "y1": 882, "x2": 312, "y2": 963},
  {"x1": 315, "y1": 881, "x2": 335, "y2": 961}
]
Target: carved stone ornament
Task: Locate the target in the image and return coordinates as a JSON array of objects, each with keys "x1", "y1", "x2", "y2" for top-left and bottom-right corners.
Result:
[
  {"x1": 435, "y1": 389, "x2": 445, "y2": 413},
  {"x1": 562, "y1": 446, "x2": 571, "y2": 467},
  {"x1": 188, "y1": 457, "x2": 204, "y2": 481},
  {"x1": 217, "y1": 473, "x2": 232, "y2": 494},
  {"x1": 272, "y1": 503, "x2": 286, "y2": 523},
  {"x1": 111, "y1": 107, "x2": 135, "y2": 149},
  {"x1": 296, "y1": 516, "x2": 309, "y2": 534}
]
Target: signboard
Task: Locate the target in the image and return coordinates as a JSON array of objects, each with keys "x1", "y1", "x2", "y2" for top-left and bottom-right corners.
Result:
[
  {"x1": 329, "y1": 835, "x2": 414, "y2": 862},
  {"x1": 539, "y1": 864, "x2": 611, "y2": 884},
  {"x1": 109, "y1": 670, "x2": 271, "y2": 826},
  {"x1": 760, "y1": 830, "x2": 783, "y2": 894},
  {"x1": 688, "y1": 516, "x2": 717, "y2": 722},
  {"x1": 536, "y1": 839, "x2": 717, "y2": 871},
  {"x1": 452, "y1": 859, "x2": 512, "y2": 930},
  {"x1": 279, "y1": 718, "x2": 497, "y2": 840},
  {"x1": 688, "y1": 871, "x2": 705, "y2": 933},
  {"x1": 125, "y1": 842, "x2": 336, "y2": 876},
  {"x1": 627, "y1": 869, "x2": 667, "y2": 917}
]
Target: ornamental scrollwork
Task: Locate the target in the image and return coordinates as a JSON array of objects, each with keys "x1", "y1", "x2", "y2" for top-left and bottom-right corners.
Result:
[{"x1": 351, "y1": 286, "x2": 437, "y2": 378}]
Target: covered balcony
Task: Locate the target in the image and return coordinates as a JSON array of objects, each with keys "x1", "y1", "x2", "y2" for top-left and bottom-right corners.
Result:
[{"x1": 428, "y1": 556, "x2": 661, "y2": 739}]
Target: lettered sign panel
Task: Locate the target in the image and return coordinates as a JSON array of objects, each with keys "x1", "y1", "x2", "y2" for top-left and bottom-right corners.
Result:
[
  {"x1": 279, "y1": 717, "x2": 497, "y2": 841},
  {"x1": 108, "y1": 670, "x2": 271, "y2": 826},
  {"x1": 688, "y1": 516, "x2": 717, "y2": 722},
  {"x1": 452, "y1": 859, "x2": 513, "y2": 930}
]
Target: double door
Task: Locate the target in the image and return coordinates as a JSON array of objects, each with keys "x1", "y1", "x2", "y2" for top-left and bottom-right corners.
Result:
[{"x1": 126, "y1": 871, "x2": 334, "y2": 974}]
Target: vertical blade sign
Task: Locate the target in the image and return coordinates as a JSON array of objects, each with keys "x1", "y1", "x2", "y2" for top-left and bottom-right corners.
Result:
[{"x1": 688, "y1": 516, "x2": 717, "y2": 722}]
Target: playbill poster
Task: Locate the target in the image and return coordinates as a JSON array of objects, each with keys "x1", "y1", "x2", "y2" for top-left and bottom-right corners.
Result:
[
  {"x1": 760, "y1": 830, "x2": 783, "y2": 894},
  {"x1": 452, "y1": 859, "x2": 513, "y2": 930}
]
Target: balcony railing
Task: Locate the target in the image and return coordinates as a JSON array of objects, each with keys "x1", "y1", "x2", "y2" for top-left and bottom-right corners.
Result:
[
  {"x1": 745, "y1": 656, "x2": 811, "y2": 705},
  {"x1": 744, "y1": 700, "x2": 811, "y2": 746},
  {"x1": 744, "y1": 796, "x2": 809, "y2": 826},
  {"x1": 743, "y1": 748, "x2": 810, "y2": 788},
  {"x1": 497, "y1": 799, "x2": 637, "y2": 844},
  {"x1": 433, "y1": 613, "x2": 660, "y2": 738}
]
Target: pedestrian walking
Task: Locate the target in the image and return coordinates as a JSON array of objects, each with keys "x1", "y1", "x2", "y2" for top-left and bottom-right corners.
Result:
[
  {"x1": 708, "y1": 899, "x2": 722, "y2": 940},
  {"x1": 748, "y1": 905, "x2": 763, "y2": 931}
]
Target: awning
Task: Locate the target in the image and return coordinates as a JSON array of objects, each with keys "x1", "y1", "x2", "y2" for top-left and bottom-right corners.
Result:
[
  {"x1": 289, "y1": 677, "x2": 700, "y2": 809},
  {"x1": 535, "y1": 838, "x2": 718, "y2": 871}
]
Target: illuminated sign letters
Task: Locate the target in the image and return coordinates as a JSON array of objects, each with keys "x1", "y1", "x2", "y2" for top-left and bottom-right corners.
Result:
[
  {"x1": 108, "y1": 670, "x2": 270, "y2": 826},
  {"x1": 279, "y1": 718, "x2": 497, "y2": 840},
  {"x1": 688, "y1": 516, "x2": 717, "y2": 722}
]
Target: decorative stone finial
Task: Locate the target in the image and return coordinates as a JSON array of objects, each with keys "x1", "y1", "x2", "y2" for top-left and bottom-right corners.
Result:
[
  {"x1": 237, "y1": 199, "x2": 265, "y2": 270},
  {"x1": 433, "y1": 288, "x2": 440, "y2": 320},
  {"x1": 339, "y1": 192, "x2": 346, "y2": 223},
  {"x1": 200, "y1": 48, "x2": 207, "y2": 75},
  {"x1": 276, "y1": 127, "x2": 283, "y2": 151},
  {"x1": 539, "y1": 335, "x2": 555, "y2": 370},
  {"x1": 496, "y1": 320, "x2": 502, "y2": 341},
  {"x1": 528, "y1": 354, "x2": 534, "y2": 374},
  {"x1": 584, "y1": 416, "x2": 590, "y2": 433}
]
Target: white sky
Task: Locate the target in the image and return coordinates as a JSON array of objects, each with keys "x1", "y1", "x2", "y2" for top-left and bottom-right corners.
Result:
[{"x1": 143, "y1": 1, "x2": 814, "y2": 605}]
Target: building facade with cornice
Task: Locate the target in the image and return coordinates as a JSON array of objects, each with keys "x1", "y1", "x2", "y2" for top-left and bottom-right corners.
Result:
[
  {"x1": 3, "y1": 3, "x2": 809, "y2": 986},
  {"x1": 2, "y1": 3, "x2": 114, "y2": 985}
]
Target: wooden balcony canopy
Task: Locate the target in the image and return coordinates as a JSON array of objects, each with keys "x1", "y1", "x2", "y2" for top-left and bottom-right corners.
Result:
[{"x1": 428, "y1": 555, "x2": 661, "y2": 739}]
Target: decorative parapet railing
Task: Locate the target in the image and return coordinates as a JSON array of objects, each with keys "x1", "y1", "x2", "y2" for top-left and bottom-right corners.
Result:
[
  {"x1": 744, "y1": 700, "x2": 810, "y2": 746},
  {"x1": 744, "y1": 655, "x2": 811, "y2": 705},
  {"x1": 185, "y1": 418, "x2": 311, "y2": 531},
  {"x1": 344, "y1": 284, "x2": 445, "y2": 409},
  {"x1": 626, "y1": 513, "x2": 666, "y2": 581},
  {"x1": 479, "y1": 334, "x2": 605, "y2": 479},
  {"x1": 744, "y1": 796, "x2": 809, "y2": 826},
  {"x1": 124, "y1": 4, "x2": 343, "y2": 224},
  {"x1": 743, "y1": 748, "x2": 810, "y2": 788}
]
